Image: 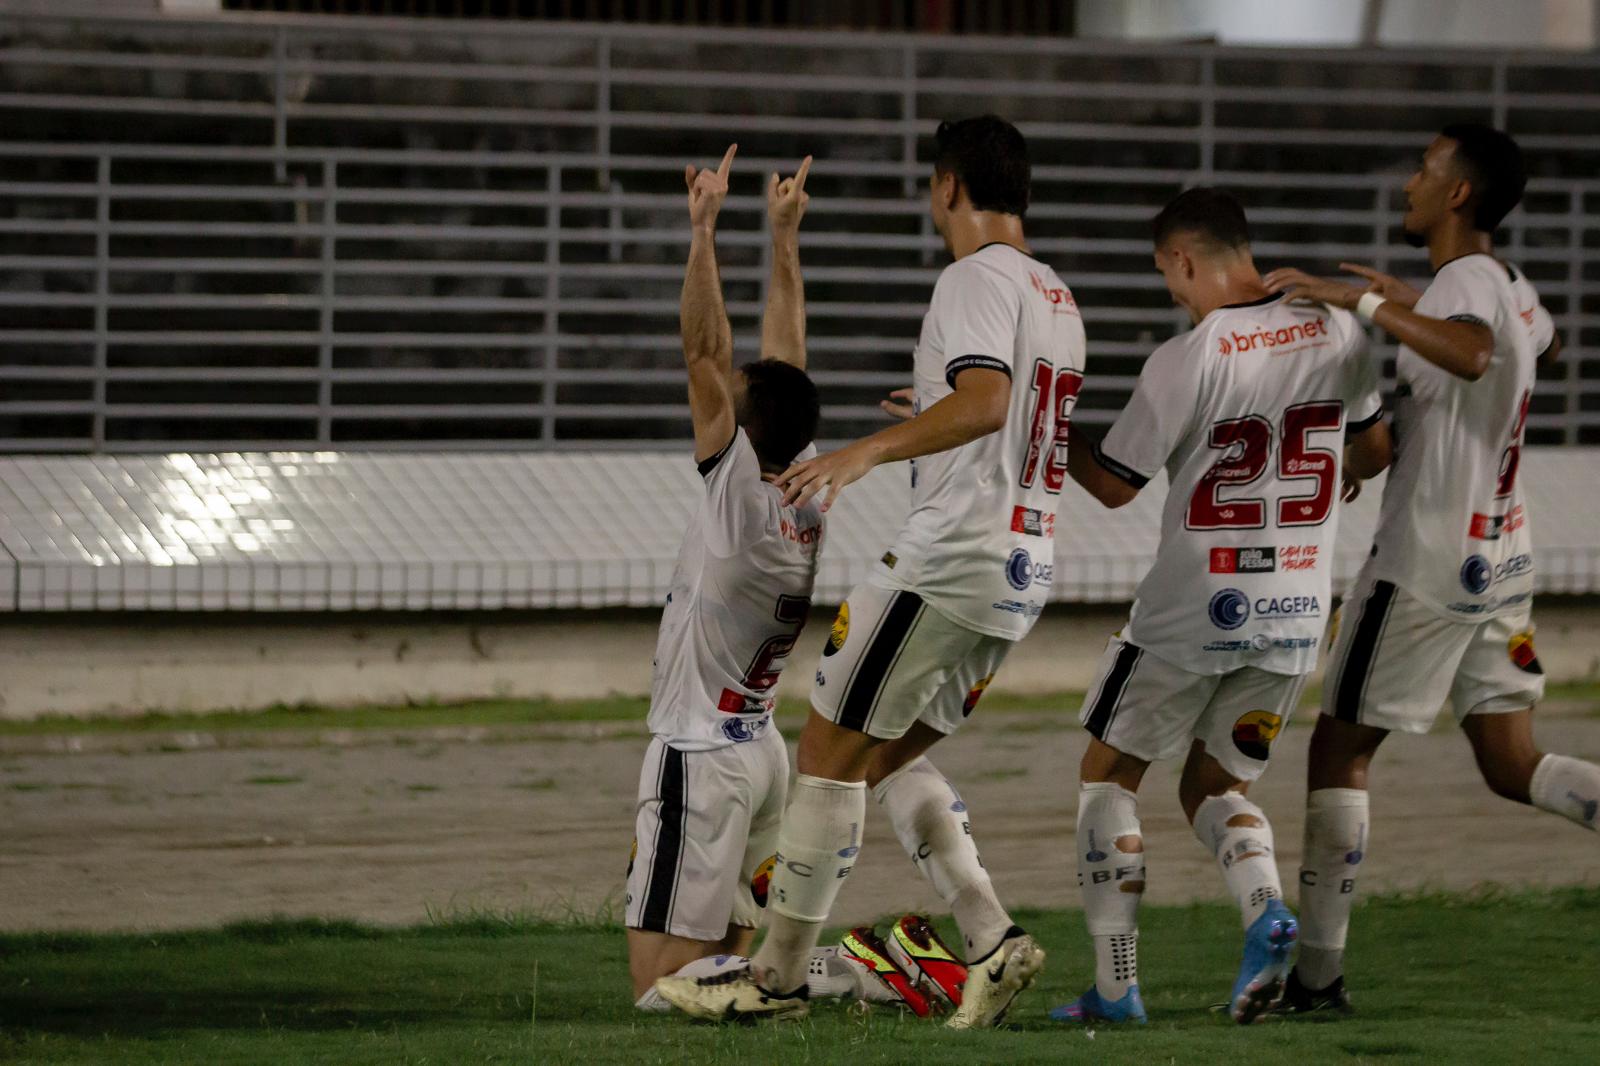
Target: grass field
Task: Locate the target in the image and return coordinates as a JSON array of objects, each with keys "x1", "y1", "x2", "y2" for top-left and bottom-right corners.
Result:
[{"x1": 4, "y1": 890, "x2": 1598, "y2": 1065}]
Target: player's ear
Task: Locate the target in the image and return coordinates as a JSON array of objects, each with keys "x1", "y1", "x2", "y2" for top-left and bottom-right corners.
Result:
[{"x1": 1446, "y1": 175, "x2": 1473, "y2": 214}]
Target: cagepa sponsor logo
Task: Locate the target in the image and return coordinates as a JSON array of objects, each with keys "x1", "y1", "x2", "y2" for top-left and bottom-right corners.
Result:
[
  {"x1": 720, "y1": 715, "x2": 770, "y2": 743},
  {"x1": 1460, "y1": 554, "x2": 1492, "y2": 594},
  {"x1": 1209, "y1": 588, "x2": 1250, "y2": 630},
  {"x1": 1255, "y1": 594, "x2": 1321, "y2": 620},
  {"x1": 1005, "y1": 547, "x2": 1053, "y2": 591},
  {"x1": 1210, "y1": 546, "x2": 1276, "y2": 574},
  {"x1": 1221, "y1": 316, "x2": 1329, "y2": 355}
]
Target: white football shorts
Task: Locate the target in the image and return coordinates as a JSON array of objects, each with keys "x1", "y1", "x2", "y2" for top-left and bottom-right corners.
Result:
[
  {"x1": 624, "y1": 727, "x2": 786, "y2": 941},
  {"x1": 811, "y1": 580, "x2": 1013, "y2": 741},
  {"x1": 1079, "y1": 633, "x2": 1307, "y2": 782},
  {"x1": 1321, "y1": 570, "x2": 1545, "y2": 734}
]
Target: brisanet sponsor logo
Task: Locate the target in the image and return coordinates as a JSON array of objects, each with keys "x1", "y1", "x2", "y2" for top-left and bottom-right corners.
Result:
[{"x1": 1220, "y1": 317, "x2": 1329, "y2": 356}]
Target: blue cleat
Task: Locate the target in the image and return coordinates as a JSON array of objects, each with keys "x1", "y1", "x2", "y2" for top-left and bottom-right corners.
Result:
[
  {"x1": 1230, "y1": 900, "x2": 1298, "y2": 1024},
  {"x1": 1050, "y1": 984, "x2": 1147, "y2": 1025}
]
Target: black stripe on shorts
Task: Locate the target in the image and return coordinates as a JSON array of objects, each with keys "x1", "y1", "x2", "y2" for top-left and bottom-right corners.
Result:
[
  {"x1": 1333, "y1": 579, "x2": 1398, "y2": 724},
  {"x1": 1084, "y1": 641, "x2": 1142, "y2": 740},
  {"x1": 639, "y1": 744, "x2": 688, "y2": 933},
  {"x1": 836, "y1": 590, "x2": 925, "y2": 734}
]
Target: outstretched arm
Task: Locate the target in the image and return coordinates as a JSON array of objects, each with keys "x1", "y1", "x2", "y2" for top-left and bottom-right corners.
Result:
[
  {"x1": 1066, "y1": 429, "x2": 1140, "y2": 509},
  {"x1": 682, "y1": 144, "x2": 738, "y2": 464},
  {"x1": 775, "y1": 368, "x2": 1009, "y2": 510},
  {"x1": 1265, "y1": 265, "x2": 1494, "y2": 382},
  {"x1": 760, "y1": 156, "x2": 811, "y2": 370}
]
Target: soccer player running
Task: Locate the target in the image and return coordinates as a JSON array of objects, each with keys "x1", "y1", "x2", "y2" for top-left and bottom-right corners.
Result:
[
  {"x1": 625, "y1": 146, "x2": 828, "y2": 1006},
  {"x1": 1057, "y1": 188, "x2": 1390, "y2": 1026},
  {"x1": 657, "y1": 115, "x2": 1085, "y2": 1028},
  {"x1": 1264, "y1": 124, "x2": 1600, "y2": 1015}
]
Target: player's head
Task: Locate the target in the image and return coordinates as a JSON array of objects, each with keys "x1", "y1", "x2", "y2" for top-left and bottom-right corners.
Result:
[
  {"x1": 1403, "y1": 124, "x2": 1526, "y2": 245},
  {"x1": 929, "y1": 115, "x2": 1030, "y2": 244},
  {"x1": 1150, "y1": 187, "x2": 1253, "y2": 324},
  {"x1": 733, "y1": 359, "x2": 820, "y2": 473}
]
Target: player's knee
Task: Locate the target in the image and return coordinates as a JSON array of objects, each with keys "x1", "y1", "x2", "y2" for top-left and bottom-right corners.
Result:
[
  {"x1": 1114, "y1": 834, "x2": 1144, "y2": 853},
  {"x1": 1479, "y1": 756, "x2": 1535, "y2": 804},
  {"x1": 1225, "y1": 813, "x2": 1264, "y2": 829}
]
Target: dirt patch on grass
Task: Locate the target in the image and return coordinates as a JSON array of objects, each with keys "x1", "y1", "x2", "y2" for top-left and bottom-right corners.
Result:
[{"x1": 4, "y1": 708, "x2": 1599, "y2": 931}]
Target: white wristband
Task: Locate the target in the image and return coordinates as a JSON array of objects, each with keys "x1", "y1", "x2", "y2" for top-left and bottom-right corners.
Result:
[{"x1": 1356, "y1": 292, "x2": 1386, "y2": 322}]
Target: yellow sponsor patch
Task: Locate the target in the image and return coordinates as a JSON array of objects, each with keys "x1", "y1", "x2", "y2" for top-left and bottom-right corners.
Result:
[
  {"x1": 962, "y1": 673, "x2": 994, "y2": 717},
  {"x1": 750, "y1": 853, "x2": 777, "y2": 908},
  {"x1": 825, "y1": 601, "x2": 850, "y2": 657},
  {"x1": 1231, "y1": 709, "x2": 1283, "y2": 760}
]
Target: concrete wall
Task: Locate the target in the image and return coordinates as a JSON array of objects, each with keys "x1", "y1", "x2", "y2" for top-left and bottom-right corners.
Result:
[{"x1": 4, "y1": 601, "x2": 1597, "y2": 719}]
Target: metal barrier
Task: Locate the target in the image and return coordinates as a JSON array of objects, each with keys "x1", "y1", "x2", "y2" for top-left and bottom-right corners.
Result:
[{"x1": 1, "y1": 9, "x2": 1597, "y2": 451}]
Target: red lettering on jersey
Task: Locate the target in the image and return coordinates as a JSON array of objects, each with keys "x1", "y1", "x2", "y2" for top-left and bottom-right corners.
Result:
[
  {"x1": 779, "y1": 516, "x2": 822, "y2": 549},
  {"x1": 1225, "y1": 317, "x2": 1328, "y2": 355},
  {"x1": 1029, "y1": 271, "x2": 1079, "y2": 314}
]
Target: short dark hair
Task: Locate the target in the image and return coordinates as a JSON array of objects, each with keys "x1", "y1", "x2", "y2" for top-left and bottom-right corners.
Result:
[
  {"x1": 737, "y1": 359, "x2": 819, "y2": 471},
  {"x1": 1439, "y1": 123, "x2": 1526, "y2": 232},
  {"x1": 933, "y1": 115, "x2": 1030, "y2": 218},
  {"x1": 1151, "y1": 187, "x2": 1251, "y2": 251}
]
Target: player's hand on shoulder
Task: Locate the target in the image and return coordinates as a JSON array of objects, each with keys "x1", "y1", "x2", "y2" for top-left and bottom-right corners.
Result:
[
  {"x1": 767, "y1": 155, "x2": 811, "y2": 234},
  {"x1": 1263, "y1": 266, "x2": 1361, "y2": 311},
  {"x1": 777, "y1": 441, "x2": 876, "y2": 513},
  {"x1": 685, "y1": 144, "x2": 737, "y2": 232},
  {"x1": 879, "y1": 387, "x2": 915, "y2": 421},
  {"x1": 1339, "y1": 262, "x2": 1424, "y2": 310}
]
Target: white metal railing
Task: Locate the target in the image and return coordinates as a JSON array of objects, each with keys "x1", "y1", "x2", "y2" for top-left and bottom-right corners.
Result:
[{"x1": 0, "y1": 9, "x2": 1596, "y2": 451}]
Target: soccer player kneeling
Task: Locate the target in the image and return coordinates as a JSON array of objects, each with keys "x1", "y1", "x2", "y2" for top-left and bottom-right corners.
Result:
[{"x1": 1057, "y1": 188, "x2": 1389, "y2": 1026}]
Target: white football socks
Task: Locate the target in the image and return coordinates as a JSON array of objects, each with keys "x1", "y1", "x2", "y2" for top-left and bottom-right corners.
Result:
[
  {"x1": 1297, "y1": 787, "x2": 1369, "y2": 990},
  {"x1": 751, "y1": 773, "x2": 866, "y2": 994},
  {"x1": 874, "y1": 756, "x2": 1013, "y2": 961},
  {"x1": 1530, "y1": 753, "x2": 1600, "y2": 831},
  {"x1": 1077, "y1": 782, "x2": 1144, "y2": 1001},
  {"x1": 1191, "y1": 791, "x2": 1284, "y2": 931}
]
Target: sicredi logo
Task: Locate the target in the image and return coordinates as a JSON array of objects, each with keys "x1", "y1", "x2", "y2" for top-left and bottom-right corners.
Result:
[{"x1": 1222, "y1": 317, "x2": 1328, "y2": 355}]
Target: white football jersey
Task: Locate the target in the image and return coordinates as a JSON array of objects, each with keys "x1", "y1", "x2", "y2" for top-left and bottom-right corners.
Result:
[
  {"x1": 648, "y1": 429, "x2": 823, "y2": 751},
  {"x1": 874, "y1": 242, "x2": 1088, "y2": 640},
  {"x1": 1370, "y1": 255, "x2": 1549, "y2": 622},
  {"x1": 1097, "y1": 293, "x2": 1382, "y2": 675}
]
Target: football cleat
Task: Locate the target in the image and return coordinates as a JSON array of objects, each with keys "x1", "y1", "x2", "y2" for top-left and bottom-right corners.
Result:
[
  {"x1": 1272, "y1": 969, "x2": 1354, "y2": 1016},
  {"x1": 654, "y1": 967, "x2": 809, "y2": 1023},
  {"x1": 1049, "y1": 984, "x2": 1147, "y2": 1025},
  {"x1": 838, "y1": 926, "x2": 932, "y2": 1016},
  {"x1": 1230, "y1": 900, "x2": 1298, "y2": 1024},
  {"x1": 946, "y1": 925, "x2": 1044, "y2": 1030},
  {"x1": 885, "y1": 913, "x2": 967, "y2": 1011}
]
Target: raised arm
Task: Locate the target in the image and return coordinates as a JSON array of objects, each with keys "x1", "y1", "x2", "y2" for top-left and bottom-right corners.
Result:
[
  {"x1": 760, "y1": 156, "x2": 811, "y2": 370},
  {"x1": 1265, "y1": 265, "x2": 1494, "y2": 382},
  {"x1": 682, "y1": 144, "x2": 738, "y2": 464}
]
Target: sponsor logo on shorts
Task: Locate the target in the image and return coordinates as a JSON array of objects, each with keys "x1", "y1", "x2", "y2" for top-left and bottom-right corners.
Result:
[
  {"x1": 720, "y1": 715, "x2": 770, "y2": 743},
  {"x1": 1232, "y1": 709, "x2": 1284, "y2": 761},
  {"x1": 1470, "y1": 506, "x2": 1525, "y2": 540},
  {"x1": 1011, "y1": 505, "x2": 1056, "y2": 537},
  {"x1": 1209, "y1": 588, "x2": 1250, "y2": 630},
  {"x1": 1210, "y1": 546, "x2": 1277, "y2": 574},
  {"x1": 1508, "y1": 630, "x2": 1543, "y2": 675},
  {"x1": 750, "y1": 854, "x2": 776, "y2": 908},
  {"x1": 824, "y1": 602, "x2": 849, "y2": 658},
  {"x1": 963, "y1": 674, "x2": 994, "y2": 717}
]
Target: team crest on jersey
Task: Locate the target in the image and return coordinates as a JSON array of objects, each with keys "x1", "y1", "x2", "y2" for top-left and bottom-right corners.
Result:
[
  {"x1": 825, "y1": 602, "x2": 850, "y2": 657},
  {"x1": 1232, "y1": 710, "x2": 1284, "y2": 761},
  {"x1": 750, "y1": 854, "x2": 776, "y2": 908},
  {"x1": 1508, "y1": 631, "x2": 1543, "y2": 675},
  {"x1": 963, "y1": 673, "x2": 995, "y2": 717}
]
